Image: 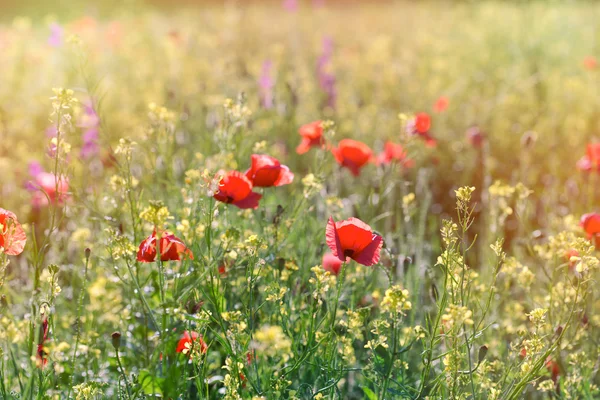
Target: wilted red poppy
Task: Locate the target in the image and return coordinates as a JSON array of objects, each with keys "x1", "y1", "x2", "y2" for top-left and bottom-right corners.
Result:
[
  {"x1": 37, "y1": 316, "x2": 49, "y2": 369},
  {"x1": 245, "y1": 154, "x2": 294, "y2": 187},
  {"x1": 407, "y1": 113, "x2": 436, "y2": 147},
  {"x1": 322, "y1": 252, "x2": 348, "y2": 275},
  {"x1": 176, "y1": 331, "x2": 207, "y2": 356},
  {"x1": 584, "y1": 56, "x2": 597, "y2": 70},
  {"x1": 433, "y1": 96, "x2": 449, "y2": 113},
  {"x1": 332, "y1": 139, "x2": 373, "y2": 176},
  {"x1": 213, "y1": 171, "x2": 262, "y2": 209},
  {"x1": 580, "y1": 213, "x2": 600, "y2": 245},
  {"x1": 326, "y1": 217, "x2": 383, "y2": 266},
  {"x1": 137, "y1": 231, "x2": 194, "y2": 262},
  {"x1": 466, "y1": 126, "x2": 484, "y2": 148},
  {"x1": 296, "y1": 121, "x2": 325, "y2": 154},
  {"x1": 377, "y1": 141, "x2": 414, "y2": 168},
  {"x1": 0, "y1": 208, "x2": 26, "y2": 256}
]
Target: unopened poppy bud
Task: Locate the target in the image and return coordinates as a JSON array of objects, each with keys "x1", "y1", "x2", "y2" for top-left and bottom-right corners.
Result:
[
  {"x1": 111, "y1": 331, "x2": 121, "y2": 350},
  {"x1": 430, "y1": 283, "x2": 439, "y2": 302},
  {"x1": 85, "y1": 248, "x2": 91, "y2": 259},
  {"x1": 478, "y1": 345, "x2": 488, "y2": 363}
]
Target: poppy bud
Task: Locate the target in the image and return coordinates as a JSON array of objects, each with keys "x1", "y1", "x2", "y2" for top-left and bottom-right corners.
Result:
[
  {"x1": 111, "y1": 331, "x2": 121, "y2": 350},
  {"x1": 85, "y1": 248, "x2": 91, "y2": 259},
  {"x1": 478, "y1": 345, "x2": 488, "y2": 363},
  {"x1": 0, "y1": 295, "x2": 7, "y2": 308}
]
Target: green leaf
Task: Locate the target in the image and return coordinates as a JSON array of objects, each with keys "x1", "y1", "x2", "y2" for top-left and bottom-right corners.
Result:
[
  {"x1": 138, "y1": 370, "x2": 164, "y2": 395},
  {"x1": 361, "y1": 386, "x2": 377, "y2": 400}
]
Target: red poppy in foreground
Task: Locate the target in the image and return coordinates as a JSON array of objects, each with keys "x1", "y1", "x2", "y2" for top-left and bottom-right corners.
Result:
[
  {"x1": 326, "y1": 217, "x2": 383, "y2": 266},
  {"x1": 577, "y1": 143, "x2": 600, "y2": 172},
  {"x1": 584, "y1": 56, "x2": 597, "y2": 70},
  {"x1": 245, "y1": 154, "x2": 294, "y2": 187},
  {"x1": 176, "y1": 331, "x2": 207, "y2": 356},
  {"x1": 0, "y1": 208, "x2": 26, "y2": 256},
  {"x1": 296, "y1": 120, "x2": 325, "y2": 154},
  {"x1": 407, "y1": 112, "x2": 436, "y2": 147},
  {"x1": 213, "y1": 171, "x2": 262, "y2": 209},
  {"x1": 137, "y1": 231, "x2": 194, "y2": 262},
  {"x1": 332, "y1": 139, "x2": 373, "y2": 176},
  {"x1": 433, "y1": 96, "x2": 449, "y2": 113},
  {"x1": 377, "y1": 141, "x2": 414, "y2": 168}
]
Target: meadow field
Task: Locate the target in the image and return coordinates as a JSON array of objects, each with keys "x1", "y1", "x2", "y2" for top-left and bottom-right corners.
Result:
[{"x1": 1, "y1": 0, "x2": 600, "y2": 398}]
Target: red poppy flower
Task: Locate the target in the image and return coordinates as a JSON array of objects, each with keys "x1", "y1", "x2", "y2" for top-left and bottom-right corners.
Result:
[
  {"x1": 245, "y1": 154, "x2": 294, "y2": 187},
  {"x1": 176, "y1": 331, "x2": 207, "y2": 356},
  {"x1": 377, "y1": 141, "x2": 414, "y2": 168},
  {"x1": 584, "y1": 56, "x2": 597, "y2": 70},
  {"x1": 578, "y1": 143, "x2": 600, "y2": 172},
  {"x1": 31, "y1": 172, "x2": 69, "y2": 207},
  {"x1": 433, "y1": 96, "x2": 449, "y2": 113},
  {"x1": 332, "y1": 139, "x2": 373, "y2": 176},
  {"x1": 407, "y1": 113, "x2": 436, "y2": 147},
  {"x1": 0, "y1": 208, "x2": 26, "y2": 256},
  {"x1": 296, "y1": 121, "x2": 325, "y2": 154},
  {"x1": 580, "y1": 213, "x2": 600, "y2": 241},
  {"x1": 137, "y1": 231, "x2": 194, "y2": 262},
  {"x1": 213, "y1": 171, "x2": 262, "y2": 209},
  {"x1": 326, "y1": 217, "x2": 383, "y2": 266}
]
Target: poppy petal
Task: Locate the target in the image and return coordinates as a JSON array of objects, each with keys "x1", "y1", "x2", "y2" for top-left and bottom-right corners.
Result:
[
  {"x1": 353, "y1": 234, "x2": 383, "y2": 266},
  {"x1": 233, "y1": 192, "x2": 262, "y2": 209},
  {"x1": 274, "y1": 165, "x2": 294, "y2": 186},
  {"x1": 326, "y1": 217, "x2": 343, "y2": 260}
]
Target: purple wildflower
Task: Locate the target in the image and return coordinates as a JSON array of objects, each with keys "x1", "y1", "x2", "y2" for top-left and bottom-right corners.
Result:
[
  {"x1": 48, "y1": 23, "x2": 63, "y2": 47},
  {"x1": 317, "y1": 36, "x2": 336, "y2": 109},
  {"x1": 259, "y1": 60, "x2": 275, "y2": 109},
  {"x1": 283, "y1": 0, "x2": 298, "y2": 12}
]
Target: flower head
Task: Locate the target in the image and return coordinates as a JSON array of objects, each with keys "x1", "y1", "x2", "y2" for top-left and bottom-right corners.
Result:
[
  {"x1": 0, "y1": 208, "x2": 26, "y2": 256},
  {"x1": 407, "y1": 112, "x2": 436, "y2": 147},
  {"x1": 580, "y1": 213, "x2": 600, "y2": 242},
  {"x1": 296, "y1": 121, "x2": 325, "y2": 154},
  {"x1": 584, "y1": 56, "x2": 597, "y2": 70},
  {"x1": 433, "y1": 96, "x2": 449, "y2": 113},
  {"x1": 332, "y1": 139, "x2": 373, "y2": 176},
  {"x1": 213, "y1": 171, "x2": 262, "y2": 209},
  {"x1": 30, "y1": 172, "x2": 69, "y2": 207},
  {"x1": 137, "y1": 231, "x2": 193, "y2": 262},
  {"x1": 176, "y1": 331, "x2": 207, "y2": 358},
  {"x1": 245, "y1": 154, "x2": 294, "y2": 187},
  {"x1": 326, "y1": 216, "x2": 383, "y2": 266},
  {"x1": 377, "y1": 141, "x2": 414, "y2": 168}
]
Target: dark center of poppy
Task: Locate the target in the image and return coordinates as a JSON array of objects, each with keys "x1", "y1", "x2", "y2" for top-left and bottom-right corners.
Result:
[
  {"x1": 343, "y1": 249, "x2": 354, "y2": 258},
  {"x1": 226, "y1": 196, "x2": 234, "y2": 203}
]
